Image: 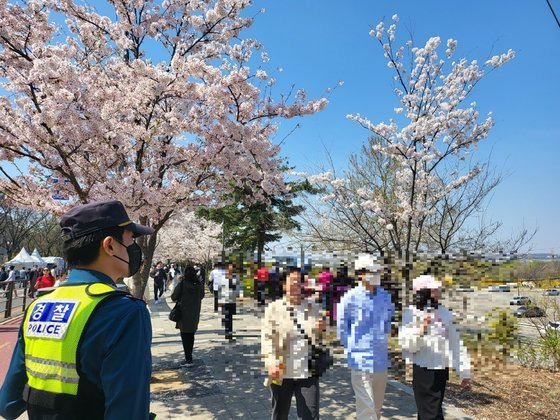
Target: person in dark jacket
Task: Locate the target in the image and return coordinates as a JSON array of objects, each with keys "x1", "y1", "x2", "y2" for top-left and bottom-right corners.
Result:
[
  {"x1": 171, "y1": 264, "x2": 205, "y2": 367},
  {"x1": 150, "y1": 261, "x2": 167, "y2": 303}
]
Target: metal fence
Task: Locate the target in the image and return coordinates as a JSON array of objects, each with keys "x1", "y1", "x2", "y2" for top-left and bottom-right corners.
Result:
[{"x1": 0, "y1": 280, "x2": 31, "y2": 319}]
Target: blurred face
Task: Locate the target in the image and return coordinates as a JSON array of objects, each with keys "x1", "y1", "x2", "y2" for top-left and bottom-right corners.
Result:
[
  {"x1": 157, "y1": 262, "x2": 163, "y2": 269},
  {"x1": 430, "y1": 288, "x2": 442, "y2": 301},
  {"x1": 284, "y1": 271, "x2": 302, "y2": 303},
  {"x1": 227, "y1": 264, "x2": 234, "y2": 276},
  {"x1": 42, "y1": 269, "x2": 50, "y2": 275}
]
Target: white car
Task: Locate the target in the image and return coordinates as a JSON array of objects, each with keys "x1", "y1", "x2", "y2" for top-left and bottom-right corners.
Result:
[
  {"x1": 548, "y1": 321, "x2": 560, "y2": 331},
  {"x1": 543, "y1": 289, "x2": 560, "y2": 296},
  {"x1": 510, "y1": 296, "x2": 531, "y2": 305}
]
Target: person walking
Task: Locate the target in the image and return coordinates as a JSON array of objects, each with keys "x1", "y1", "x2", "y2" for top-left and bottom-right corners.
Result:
[
  {"x1": 317, "y1": 266, "x2": 333, "y2": 319},
  {"x1": 0, "y1": 200, "x2": 154, "y2": 420},
  {"x1": 209, "y1": 262, "x2": 225, "y2": 312},
  {"x1": 171, "y1": 265, "x2": 205, "y2": 367},
  {"x1": 336, "y1": 255, "x2": 394, "y2": 420},
  {"x1": 261, "y1": 266, "x2": 327, "y2": 420},
  {"x1": 27, "y1": 266, "x2": 40, "y2": 298},
  {"x1": 150, "y1": 261, "x2": 166, "y2": 303},
  {"x1": 34, "y1": 267, "x2": 56, "y2": 290},
  {"x1": 219, "y1": 263, "x2": 238, "y2": 340},
  {"x1": 6, "y1": 265, "x2": 18, "y2": 298},
  {"x1": 256, "y1": 264, "x2": 269, "y2": 306},
  {"x1": 332, "y1": 265, "x2": 352, "y2": 326},
  {"x1": 399, "y1": 275, "x2": 471, "y2": 420},
  {"x1": 0, "y1": 266, "x2": 8, "y2": 294}
]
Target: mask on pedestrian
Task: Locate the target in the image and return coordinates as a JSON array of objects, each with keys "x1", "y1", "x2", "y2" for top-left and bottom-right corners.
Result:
[
  {"x1": 364, "y1": 273, "x2": 381, "y2": 287},
  {"x1": 113, "y1": 239, "x2": 143, "y2": 277}
]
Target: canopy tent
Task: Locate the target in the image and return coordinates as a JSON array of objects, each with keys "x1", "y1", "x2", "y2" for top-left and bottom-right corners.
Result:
[
  {"x1": 4, "y1": 247, "x2": 47, "y2": 269},
  {"x1": 31, "y1": 248, "x2": 47, "y2": 265}
]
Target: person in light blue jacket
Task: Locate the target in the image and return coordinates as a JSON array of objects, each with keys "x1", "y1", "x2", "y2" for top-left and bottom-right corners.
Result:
[{"x1": 336, "y1": 254, "x2": 395, "y2": 420}]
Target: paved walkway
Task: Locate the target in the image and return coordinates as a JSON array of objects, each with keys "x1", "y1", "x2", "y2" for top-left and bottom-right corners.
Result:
[{"x1": 148, "y1": 291, "x2": 473, "y2": 419}]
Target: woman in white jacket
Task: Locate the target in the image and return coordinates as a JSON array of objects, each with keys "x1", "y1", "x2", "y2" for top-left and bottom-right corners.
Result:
[{"x1": 399, "y1": 275, "x2": 471, "y2": 420}]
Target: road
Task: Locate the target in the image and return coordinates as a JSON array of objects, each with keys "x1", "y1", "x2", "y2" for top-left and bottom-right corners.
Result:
[{"x1": 442, "y1": 287, "x2": 560, "y2": 341}]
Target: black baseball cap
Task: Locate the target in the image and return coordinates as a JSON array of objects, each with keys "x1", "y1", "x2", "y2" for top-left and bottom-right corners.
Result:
[{"x1": 60, "y1": 200, "x2": 155, "y2": 239}]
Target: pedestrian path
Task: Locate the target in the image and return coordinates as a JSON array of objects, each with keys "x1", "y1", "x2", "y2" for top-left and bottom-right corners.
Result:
[{"x1": 149, "y1": 291, "x2": 473, "y2": 419}]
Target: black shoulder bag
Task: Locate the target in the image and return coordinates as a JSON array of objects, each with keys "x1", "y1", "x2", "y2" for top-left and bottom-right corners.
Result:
[
  {"x1": 169, "y1": 282, "x2": 183, "y2": 322},
  {"x1": 287, "y1": 306, "x2": 333, "y2": 378}
]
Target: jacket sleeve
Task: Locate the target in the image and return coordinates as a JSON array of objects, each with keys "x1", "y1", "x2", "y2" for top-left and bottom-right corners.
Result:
[
  {"x1": 170, "y1": 282, "x2": 182, "y2": 302},
  {"x1": 336, "y1": 295, "x2": 351, "y2": 347},
  {"x1": 398, "y1": 307, "x2": 427, "y2": 353},
  {"x1": 261, "y1": 304, "x2": 280, "y2": 371},
  {"x1": 101, "y1": 302, "x2": 152, "y2": 420},
  {"x1": 447, "y1": 312, "x2": 471, "y2": 379},
  {"x1": 0, "y1": 324, "x2": 27, "y2": 420}
]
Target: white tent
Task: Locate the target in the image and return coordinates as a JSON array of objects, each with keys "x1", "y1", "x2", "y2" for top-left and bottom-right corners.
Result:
[
  {"x1": 31, "y1": 248, "x2": 47, "y2": 266},
  {"x1": 4, "y1": 247, "x2": 45, "y2": 269}
]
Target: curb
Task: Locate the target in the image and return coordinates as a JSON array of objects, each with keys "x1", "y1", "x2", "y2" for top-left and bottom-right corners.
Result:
[{"x1": 0, "y1": 314, "x2": 24, "y2": 326}]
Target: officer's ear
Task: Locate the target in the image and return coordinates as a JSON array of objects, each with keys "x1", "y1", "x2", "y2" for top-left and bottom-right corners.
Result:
[{"x1": 100, "y1": 236, "x2": 116, "y2": 257}]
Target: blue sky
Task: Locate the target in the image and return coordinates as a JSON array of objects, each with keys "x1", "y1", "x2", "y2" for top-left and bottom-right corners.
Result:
[
  {"x1": 243, "y1": 0, "x2": 560, "y2": 253},
  {"x1": 1, "y1": 1, "x2": 558, "y2": 252}
]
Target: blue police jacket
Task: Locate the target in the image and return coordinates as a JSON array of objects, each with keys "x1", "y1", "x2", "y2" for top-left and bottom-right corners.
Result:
[
  {"x1": 336, "y1": 284, "x2": 395, "y2": 372},
  {"x1": 0, "y1": 269, "x2": 152, "y2": 420}
]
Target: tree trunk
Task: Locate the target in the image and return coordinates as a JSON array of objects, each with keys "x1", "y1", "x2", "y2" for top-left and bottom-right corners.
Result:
[
  {"x1": 132, "y1": 230, "x2": 159, "y2": 299},
  {"x1": 256, "y1": 224, "x2": 265, "y2": 266}
]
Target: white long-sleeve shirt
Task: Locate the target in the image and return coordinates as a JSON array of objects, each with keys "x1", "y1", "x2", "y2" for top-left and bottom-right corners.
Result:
[{"x1": 399, "y1": 305, "x2": 470, "y2": 379}]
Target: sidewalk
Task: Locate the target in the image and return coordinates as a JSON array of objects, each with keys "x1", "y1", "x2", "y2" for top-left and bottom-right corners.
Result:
[{"x1": 149, "y1": 291, "x2": 473, "y2": 419}]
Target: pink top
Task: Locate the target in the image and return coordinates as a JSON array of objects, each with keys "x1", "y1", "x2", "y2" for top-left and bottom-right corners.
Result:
[{"x1": 317, "y1": 271, "x2": 333, "y2": 291}]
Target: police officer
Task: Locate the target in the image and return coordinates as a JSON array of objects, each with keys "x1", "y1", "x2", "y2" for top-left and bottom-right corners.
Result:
[{"x1": 0, "y1": 200, "x2": 155, "y2": 419}]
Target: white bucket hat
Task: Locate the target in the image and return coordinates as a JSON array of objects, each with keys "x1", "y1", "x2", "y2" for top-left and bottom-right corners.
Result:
[{"x1": 412, "y1": 275, "x2": 442, "y2": 291}]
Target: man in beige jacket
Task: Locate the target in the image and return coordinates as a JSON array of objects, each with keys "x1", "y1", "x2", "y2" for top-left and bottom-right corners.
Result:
[{"x1": 261, "y1": 267, "x2": 326, "y2": 420}]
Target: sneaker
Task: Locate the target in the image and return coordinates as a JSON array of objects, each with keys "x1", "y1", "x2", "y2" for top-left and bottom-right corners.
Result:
[{"x1": 180, "y1": 360, "x2": 194, "y2": 368}]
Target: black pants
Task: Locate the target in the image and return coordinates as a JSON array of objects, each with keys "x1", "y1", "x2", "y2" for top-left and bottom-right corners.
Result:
[
  {"x1": 270, "y1": 376, "x2": 319, "y2": 420},
  {"x1": 213, "y1": 290, "x2": 219, "y2": 312},
  {"x1": 412, "y1": 364, "x2": 449, "y2": 420},
  {"x1": 222, "y1": 303, "x2": 236, "y2": 337},
  {"x1": 154, "y1": 281, "x2": 164, "y2": 300},
  {"x1": 180, "y1": 332, "x2": 195, "y2": 362},
  {"x1": 257, "y1": 281, "x2": 266, "y2": 305}
]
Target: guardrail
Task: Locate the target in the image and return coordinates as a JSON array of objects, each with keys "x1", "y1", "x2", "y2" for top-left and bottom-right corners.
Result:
[{"x1": 0, "y1": 280, "x2": 31, "y2": 319}]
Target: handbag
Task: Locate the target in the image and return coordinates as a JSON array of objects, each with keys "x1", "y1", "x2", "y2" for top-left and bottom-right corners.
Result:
[
  {"x1": 287, "y1": 306, "x2": 334, "y2": 378},
  {"x1": 168, "y1": 302, "x2": 182, "y2": 322},
  {"x1": 169, "y1": 282, "x2": 183, "y2": 322}
]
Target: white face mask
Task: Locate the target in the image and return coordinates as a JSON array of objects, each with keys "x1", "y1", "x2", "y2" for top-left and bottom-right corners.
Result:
[{"x1": 364, "y1": 273, "x2": 381, "y2": 286}]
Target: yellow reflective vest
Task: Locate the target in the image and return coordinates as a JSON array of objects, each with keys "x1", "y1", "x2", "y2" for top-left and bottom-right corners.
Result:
[{"x1": 23, "y1": 283, "x2": 124, "y2": 396}]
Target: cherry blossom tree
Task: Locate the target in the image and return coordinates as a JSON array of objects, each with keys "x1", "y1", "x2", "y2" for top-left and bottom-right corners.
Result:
[
  {"x1": 0, "y1": 0, "x2": 327, "y2": 297},
  {"x1": 153, "y1": 210, "x2": 221, "y2": 266},
  {"x1": 310, "y1": 14, "x2": 515, "y2": 299}
]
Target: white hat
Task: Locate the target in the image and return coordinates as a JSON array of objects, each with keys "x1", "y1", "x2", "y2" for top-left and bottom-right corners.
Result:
[
  {"x1": 354, "y1": 254, "x2": 381, "y2": 273},
  {"x1": 412, "y1": 275, "x2": 442, "y2": 291}
]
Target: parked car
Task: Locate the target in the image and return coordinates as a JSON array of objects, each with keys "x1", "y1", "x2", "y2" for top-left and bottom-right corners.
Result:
[
  {"x1": 488, "y1": 285, "x2": 510, "y2": 292},
  {"x1": 548, "y1": 321, "x2": 560, "y2": 331},
  {"x1": 513, "y1": 305, "x2": 546, "y2": 318},
  {"x1": 543, "y1": 289, "x2": 560, "y2": 296},
  {"x1": 456, "y1": 286, "x2": 475, "y2": 292},
  {"x1": 510, "y1": 296, "x2": 531, "y2": 305}
]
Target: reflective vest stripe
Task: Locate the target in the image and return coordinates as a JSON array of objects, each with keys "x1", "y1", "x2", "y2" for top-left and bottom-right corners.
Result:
[
  {"x1": 25, "y1": 366, "x2": 80, "y2": 384},
  {"x1": 25, "y1": 355, "x2": 77, "y2": 369}
]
